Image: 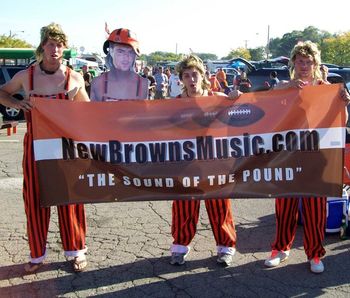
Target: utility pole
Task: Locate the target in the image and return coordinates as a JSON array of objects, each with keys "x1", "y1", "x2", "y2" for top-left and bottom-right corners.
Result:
[
  {"x1": 266, "y1": 25, "x2": 270, "y2": 59},
  {"x1": 175, "y1": 43, "x2": 178, "y2": 55}
]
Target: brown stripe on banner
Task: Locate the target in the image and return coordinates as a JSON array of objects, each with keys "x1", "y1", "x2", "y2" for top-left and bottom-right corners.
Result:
[{"x1": 36, "y1": 148, "x2": 343, "y2": 207}]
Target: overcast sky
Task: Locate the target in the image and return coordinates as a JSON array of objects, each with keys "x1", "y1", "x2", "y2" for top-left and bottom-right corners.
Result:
[{"x1": 2, "y1": 0, "x2": 349, "y2": 58}]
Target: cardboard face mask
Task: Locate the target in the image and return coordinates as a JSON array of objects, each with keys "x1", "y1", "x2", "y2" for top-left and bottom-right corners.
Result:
[{"x1": 110, "y1": 44, "x2": 136, "y2": 71}]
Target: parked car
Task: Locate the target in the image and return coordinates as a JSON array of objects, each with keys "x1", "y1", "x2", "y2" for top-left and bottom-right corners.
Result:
[
  {"x1": 227, "y1": 57, "x2": 290, "y2": 91},
  {"x1": 228, "y1": 57, "x2": 350, "y2": 92},
  {"x1": 322, "y1": 63, "x2": 340, "y2": 68},
  {"x1": 0, "y1": 65, "x2": 26, "y2": 120},
  {"x1": 250, "y1": 56, "x2": 290, "y2": 70},
  {"x1": 327, "y1": 73, "x2": 345, "y2": 85},
  {"x1": 205, "y1": 60, "x2": 230, "y2": 74},
  {"x1": 327, "y1": 66, "x2": 350, "y2": 84}
]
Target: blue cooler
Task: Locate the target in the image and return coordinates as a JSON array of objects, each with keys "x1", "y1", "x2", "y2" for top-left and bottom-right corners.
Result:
[
  {"x1": 298, "y1": 190, "x2": 349, "y2": 233},
  {"x1": 326, "y1": 190, "x2": 349, "y2": 233}
]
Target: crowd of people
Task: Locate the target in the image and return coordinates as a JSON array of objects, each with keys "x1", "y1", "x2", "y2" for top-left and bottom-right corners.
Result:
[
  {"x1": 133, "y1": 64, "x2": 255, "y2": 99},
  {"x1": 0, "y1": 22, "x2": 349, "y2": 275},
  {"x1": 76, "y1": 45, "x2": 283, "y2": 99}
]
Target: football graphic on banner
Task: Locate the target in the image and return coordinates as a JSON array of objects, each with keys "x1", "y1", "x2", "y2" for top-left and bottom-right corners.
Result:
[{"x1": 218, "y1": 104, "x2": 265, "y2": 127}]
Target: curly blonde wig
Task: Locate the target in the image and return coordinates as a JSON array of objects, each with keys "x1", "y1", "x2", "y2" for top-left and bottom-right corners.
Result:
[
  {"x1": 35, "y1": 23, "x2": 68, "y2": 62},
  {"x1": 289, "y1": 41, "x2": 322, "y2": 80},
  {"x1": 176, "y1": 54, "x2": 211, "y2": 91}
]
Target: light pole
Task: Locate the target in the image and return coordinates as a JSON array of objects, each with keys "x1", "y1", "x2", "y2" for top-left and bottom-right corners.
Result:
[
  {"x1": 244, "y1": 40, "x2": 248, "y2": 49},
  {"x1": 266, "y1": 25, "x2": 270, "y2": 59},
  {"x1": 244, "y1": 32, "x2": 260, "y2": 49}
]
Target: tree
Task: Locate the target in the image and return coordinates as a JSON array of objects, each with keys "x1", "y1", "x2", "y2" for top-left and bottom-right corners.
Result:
[
  {"x1": 321, "y1": 32, "x2": 350, "y2": 66},
  {"x1": 0, "y1": 34, "x2": 32, "y2": 48},
  {"x1": 269, "y1": 26, "x2": 334, "y2": 58},
  {"x1": 221, "y1": 27, "x2": 349, "y2": 65},
  {"x1": 143, "y1": 51, "x2": 182, "y2": 65},
  {"x1": 270, "y1": 30, "x2": 304, "y2": 57},
  {"x1": 222, "y1": 47, "x2": 251, "y2": 60},
  {"x1": 194, "y1": 53, "x2": 218, "y2": 61},
  {"x1": 248, "y1": 47, "x2": 265, "y2": 61}
]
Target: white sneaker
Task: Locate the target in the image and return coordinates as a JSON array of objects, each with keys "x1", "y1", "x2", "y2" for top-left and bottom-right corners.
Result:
[
  {"x1": 170, "y1": 252, "x2": 188, "y2": 265},
  {"x1": 264, "y1": 250, "x2": 290, "y2": 267},
  {"x1": 170, "y1": 247, "x2": 190, "y2": 266},
  {"x1": 217, "y1": 253, "x2": 234, "y2": 267},
  {"x1": 309, "y1": 257, "x2": 324, "y2": 274}
]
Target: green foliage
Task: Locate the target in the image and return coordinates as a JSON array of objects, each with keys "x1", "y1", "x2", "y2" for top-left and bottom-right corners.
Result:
[
  {"x1": 222, "y1": 47, "x2": 251, "y2": 60},
  {"x1": 143, "y1": 51, "x2": 182, "y2": 65},
  {"x1": 143, "y1": 51, "x2": 218, "y2": 66},
  {"x1": 248, "y1": 47, "x2": 265, "y2": 61},
  {"x1": 0, "y1": 34, "x2": 32, "y2": 48},
  {"x1": 194, "y1": 53, "x2": 218, "y2": 61},
  {"x1": 321, "y1": 32, "x2": 350, "y2": 66},
  {"x1": 219, "y1": 26, "x2": 349, "y2": 66},
  {"x1": 139, "y1": 54, "x2": 147, "y2": 61},
  {"x1": 269, "y1": 26, "x2": 334, "y2": 58},
  {"x1": 264, "y1": 26, "x2": 350, "y2": 65}
]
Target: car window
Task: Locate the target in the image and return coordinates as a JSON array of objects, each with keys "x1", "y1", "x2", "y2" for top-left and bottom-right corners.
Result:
[
  {"x1": 0, "y1": 70, "x2": 5, "y2": 85},
  {"x1": 7, "y1": 68, "x2": 23, "y2": 78},
  {"x1": 254, "y1": 62, "x2": 288, "y2": 70},
  {"x1": 340, "y1": 71, "x2": 350, "y2": 84}
]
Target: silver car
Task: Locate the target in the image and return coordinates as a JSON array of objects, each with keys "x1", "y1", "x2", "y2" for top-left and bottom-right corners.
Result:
[{"x1": 0, "y1": 65, "x2": 26, "y2": 120}]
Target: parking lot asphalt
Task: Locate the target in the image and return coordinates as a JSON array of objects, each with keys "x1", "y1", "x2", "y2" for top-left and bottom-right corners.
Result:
[{"x1": 0, "y1": 123, "x2": 349, "y2": 298}]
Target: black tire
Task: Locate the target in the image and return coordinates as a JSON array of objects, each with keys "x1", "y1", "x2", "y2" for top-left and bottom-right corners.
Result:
[{"x1": 0, "y1": 93, "x2": 24, "y2": 121}]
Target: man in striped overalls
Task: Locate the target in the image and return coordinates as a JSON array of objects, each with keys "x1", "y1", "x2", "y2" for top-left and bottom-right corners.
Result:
[
  {"x1": 265, "y1": 41, "x2": 350, "y2": 274},
  {"x1": 0, "y1": 23, "x2": 90, "y2": 273},
  {"x1": 169, "y1": 55, "x2": 238, "y2": 267}
]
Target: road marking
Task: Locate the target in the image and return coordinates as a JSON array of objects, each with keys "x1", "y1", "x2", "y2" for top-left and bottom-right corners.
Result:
[
  {"x1": 0, "y1": 139, "x2": 20, "y2": 143},
  {"x1": 0, "y1": 177, "x2": 22, "y2": 190}
]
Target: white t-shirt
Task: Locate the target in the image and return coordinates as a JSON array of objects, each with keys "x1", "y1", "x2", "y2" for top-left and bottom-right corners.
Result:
[{"x1": 168, "y1": 74, "x2": 182, "y2": 97}]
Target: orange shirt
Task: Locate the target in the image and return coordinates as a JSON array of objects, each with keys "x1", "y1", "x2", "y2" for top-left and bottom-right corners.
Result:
[
  {"x1": 209, "y1": 76, "x2": 221, "y2": 92},
  {"x1": 216, "y1": 70, "x2": 226, "y2": 83}
]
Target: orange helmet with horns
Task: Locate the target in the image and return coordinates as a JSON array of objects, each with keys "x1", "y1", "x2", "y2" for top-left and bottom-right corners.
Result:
[{"x1": 103, "y1": 28, "x2": 140, "y2": 56}]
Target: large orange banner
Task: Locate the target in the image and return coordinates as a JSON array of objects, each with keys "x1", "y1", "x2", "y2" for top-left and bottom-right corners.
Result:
[{"x1": 31, "y1": 84, "x2": 346, "y2": 206}]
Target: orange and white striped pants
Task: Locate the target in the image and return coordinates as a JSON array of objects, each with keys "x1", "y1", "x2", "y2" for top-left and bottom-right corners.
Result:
[
  {"x1": 171, "y1": 199, "x2": 236, "y2": 252},
  {"x1": 23, "y1": 131, "x2": 87, "y2": 263},
  {"x1": 271, "y1": 197, "x2": 326, "y2": 259}
]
